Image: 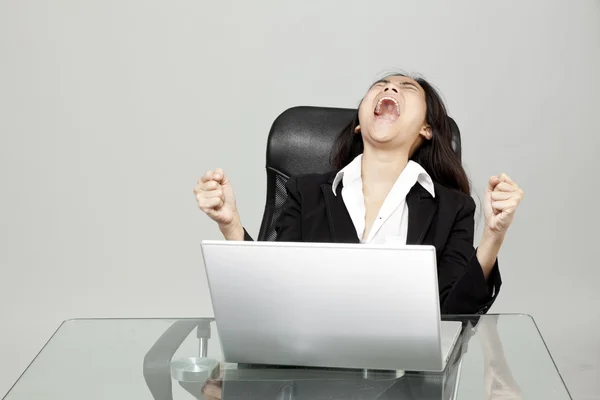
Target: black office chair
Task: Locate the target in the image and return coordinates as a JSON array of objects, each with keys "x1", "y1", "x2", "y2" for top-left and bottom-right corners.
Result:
[{"x1": 257, "y1": 106, "x2": 462, "y2": 242}]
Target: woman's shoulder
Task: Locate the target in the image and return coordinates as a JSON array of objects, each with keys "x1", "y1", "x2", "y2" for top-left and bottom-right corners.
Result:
[
  {"x1": 432, "y1": 181, "x2": 477, "y2": 212},
  {"x1": 288, "y1": 171, "x2": 339, "y2": 188}
]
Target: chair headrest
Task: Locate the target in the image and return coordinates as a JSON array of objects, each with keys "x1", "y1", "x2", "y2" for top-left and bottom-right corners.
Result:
[{"x1": 266, "y1": 106, "x2": 461, "y2": 178}]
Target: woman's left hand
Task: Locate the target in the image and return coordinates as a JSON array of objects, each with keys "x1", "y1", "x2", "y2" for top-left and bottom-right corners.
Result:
[{"x1": 484, "y1": 173, "x2": 524, "y2": 240}]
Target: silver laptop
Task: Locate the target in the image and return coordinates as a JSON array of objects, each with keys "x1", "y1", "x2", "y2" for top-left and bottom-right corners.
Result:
[{"x1": 201, "y1": 240, "x2": 462, "y2": 372}]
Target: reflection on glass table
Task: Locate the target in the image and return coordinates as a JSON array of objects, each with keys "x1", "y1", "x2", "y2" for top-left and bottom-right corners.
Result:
[{"x1": 2, "y1": 315, "x2": 571, "y2": 400}]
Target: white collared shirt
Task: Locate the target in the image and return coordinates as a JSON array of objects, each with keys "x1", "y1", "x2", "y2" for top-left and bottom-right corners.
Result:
[{"x1": 332, "y1": 155, "x2": 435, "y2": 244}]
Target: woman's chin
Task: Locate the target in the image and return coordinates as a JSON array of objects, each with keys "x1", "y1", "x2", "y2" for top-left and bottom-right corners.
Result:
[
  {"x1": 365, "y1": 132, "x2": 397, "y2": 145},
  {"x1": 363, "y1": 118, "x2": 405, "y2": 145}
]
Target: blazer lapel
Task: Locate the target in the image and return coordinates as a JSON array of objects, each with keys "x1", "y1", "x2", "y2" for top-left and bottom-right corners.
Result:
[
  {"x1": 406, "y1": 183, "x2": 438, "y2": 245},
  {"x1": 321, "y1": 182, "x2": 360, "y2": 244}
]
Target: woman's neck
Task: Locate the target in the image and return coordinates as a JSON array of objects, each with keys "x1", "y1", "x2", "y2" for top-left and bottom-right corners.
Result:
[{"x1": 361, "y1": 147, "x2": 409, "y2": 188}]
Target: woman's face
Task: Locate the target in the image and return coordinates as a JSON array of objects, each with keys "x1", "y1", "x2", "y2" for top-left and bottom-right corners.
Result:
[{"x1": 358, "y1": 75, "x2": 431, "y2": 150}]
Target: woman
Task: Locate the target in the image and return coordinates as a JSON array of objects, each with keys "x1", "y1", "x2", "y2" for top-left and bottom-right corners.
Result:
[{"x1": 194, "y1": 73, "x2": 524, "y2": 315}]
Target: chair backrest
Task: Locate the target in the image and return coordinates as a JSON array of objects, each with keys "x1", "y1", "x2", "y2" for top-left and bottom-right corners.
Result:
[{"x1": 257, "y1": 106, "x2": 462, "y2": 241}]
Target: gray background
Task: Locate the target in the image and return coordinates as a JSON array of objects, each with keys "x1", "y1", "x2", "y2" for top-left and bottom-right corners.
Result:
[{"x1": 0, "y1": 0, "x2": 598, "y2": 398}]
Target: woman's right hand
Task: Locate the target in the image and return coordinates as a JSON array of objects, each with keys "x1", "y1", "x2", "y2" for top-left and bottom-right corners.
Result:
[{"x1": 194, "y1": 168, "x2": 244, "y2": 240}]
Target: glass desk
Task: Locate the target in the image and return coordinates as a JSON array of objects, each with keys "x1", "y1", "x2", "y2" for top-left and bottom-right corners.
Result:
[{"x1": 3, "y1": 315, "x2": 571, "y2": 399}]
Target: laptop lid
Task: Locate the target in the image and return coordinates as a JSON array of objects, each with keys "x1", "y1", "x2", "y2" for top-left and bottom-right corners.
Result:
[{"x1": 201, "y1": 240, "x2": 458, "y2": 372}]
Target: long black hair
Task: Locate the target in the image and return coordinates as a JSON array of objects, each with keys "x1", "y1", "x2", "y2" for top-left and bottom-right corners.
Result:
[{"x1": 331, "y1": 73, "x2": 470, "y2": 195}]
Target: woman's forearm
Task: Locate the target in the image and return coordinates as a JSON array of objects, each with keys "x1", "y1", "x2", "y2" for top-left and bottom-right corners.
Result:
[
  {"x1": 476, "y1": 231, "x2": 504, "y2": 279},
  {"x1": 219, "y1": 221, "x2": 245, "y2": 241}
]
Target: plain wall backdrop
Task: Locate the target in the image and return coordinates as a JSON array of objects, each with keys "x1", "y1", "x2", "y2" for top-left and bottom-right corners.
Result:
[{"x1": 0, "y1": 0, "x2": 598, "y2": 398}]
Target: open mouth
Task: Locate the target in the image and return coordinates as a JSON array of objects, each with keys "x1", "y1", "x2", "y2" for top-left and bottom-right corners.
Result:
[{"x1": 374, "y1": 96, "x2": 400, "y2": 121}]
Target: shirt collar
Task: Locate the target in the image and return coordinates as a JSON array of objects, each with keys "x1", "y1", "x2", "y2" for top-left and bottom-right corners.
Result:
[
  {"x1": 332, "y1": 154, "x2": 362, "y2": 195},
  {"x1": 332, "y1": 155, "x2": 435, "y2": 198}
]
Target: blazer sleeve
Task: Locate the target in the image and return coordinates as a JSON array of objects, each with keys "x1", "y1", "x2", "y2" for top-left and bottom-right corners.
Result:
[
  {"x1": 438, "y1": 196, "x2": 502, "y2": 315},
  {"x1": 243, "y1": 176, "x2": 303, "y2": 242}
]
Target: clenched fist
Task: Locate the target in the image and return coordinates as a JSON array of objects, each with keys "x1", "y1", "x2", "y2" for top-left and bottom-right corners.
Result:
[
  {"x1": 484, "y1": 173, "x2": 524, "y2": 238},
  {"x1": 194, "y1": 168, "x2": 244, "y2": 240}
]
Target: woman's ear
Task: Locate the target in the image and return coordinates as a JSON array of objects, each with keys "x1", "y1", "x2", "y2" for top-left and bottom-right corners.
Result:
[
  {"x1": 420, "y1": 125, "x2": 432, "y2": 140},
  {"x1": 354, "y1": 125, "x2": 361, "y2": 134}
]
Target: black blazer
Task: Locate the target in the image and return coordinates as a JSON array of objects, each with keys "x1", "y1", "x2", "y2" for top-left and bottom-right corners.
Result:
[{"x1": 244, "y1": 171, "x2": 501, "y2": 315}]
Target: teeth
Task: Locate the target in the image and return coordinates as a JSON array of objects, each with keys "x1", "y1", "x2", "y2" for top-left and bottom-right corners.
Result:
[{"x1": 375, "y1": 96, "x2": 400, "y2": 115}]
